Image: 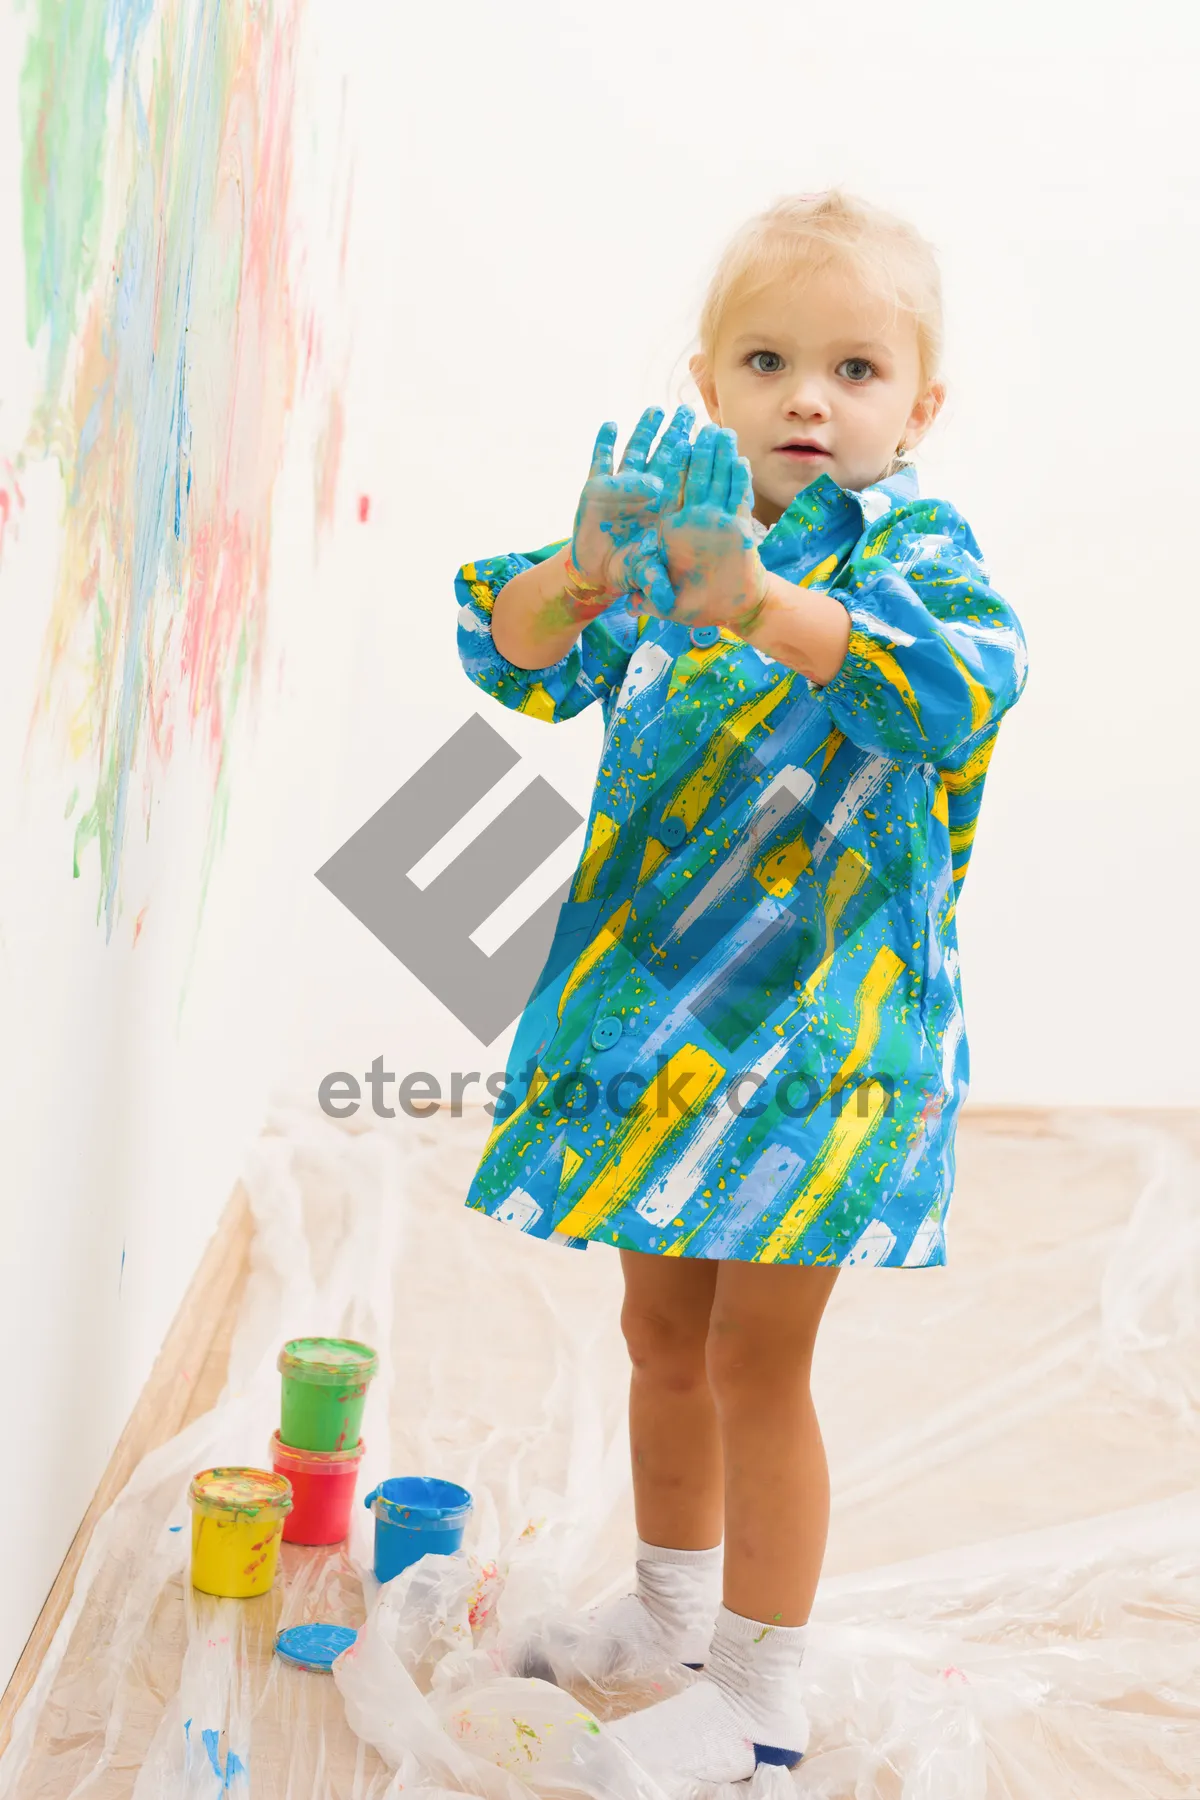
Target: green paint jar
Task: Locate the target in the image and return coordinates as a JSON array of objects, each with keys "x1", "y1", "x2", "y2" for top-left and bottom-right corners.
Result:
[{"x1": 278, "y1": 1337, "x2": 379, "y2": 1452}]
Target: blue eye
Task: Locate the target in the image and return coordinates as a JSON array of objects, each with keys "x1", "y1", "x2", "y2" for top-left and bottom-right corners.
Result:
[
  {"x1": 747, "y1": 350, "x2": 783, "y2": 373},
  {"x1": 838, "y1": 358, "x2": 875, "y2": 383}
]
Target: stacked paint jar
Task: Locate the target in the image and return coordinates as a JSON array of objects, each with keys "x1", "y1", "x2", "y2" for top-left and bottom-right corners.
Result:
[{"x1": 270, "y1": 1337, "x2": 377, "y2": 1545}]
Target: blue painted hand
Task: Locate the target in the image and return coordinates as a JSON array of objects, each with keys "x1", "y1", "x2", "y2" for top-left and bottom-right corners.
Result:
[
  {"x1": 635, "y1": 425, "x2": 769, "y2": 632},
  {"x1": 566, "y1": 405, "x2": 694, "y2": 618}
]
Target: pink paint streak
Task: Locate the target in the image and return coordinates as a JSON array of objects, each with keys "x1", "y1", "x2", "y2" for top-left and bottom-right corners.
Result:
[
  {"x1": 0, "y1": 462, "x2": 25, "y2": 563},
  {"x1": 313, "y1": 389, "x2": 346, "y2": 542}
]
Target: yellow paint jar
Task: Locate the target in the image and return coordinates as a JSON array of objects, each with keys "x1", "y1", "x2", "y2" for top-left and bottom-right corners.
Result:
[{"x1": 189, "y1": 1467, "x2": 293, "y2": 1598}]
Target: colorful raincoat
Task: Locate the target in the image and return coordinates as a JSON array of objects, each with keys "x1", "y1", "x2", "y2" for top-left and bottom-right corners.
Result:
[{"x1": 453, "y1": 464, "x2": 1028, "y2": 1266}]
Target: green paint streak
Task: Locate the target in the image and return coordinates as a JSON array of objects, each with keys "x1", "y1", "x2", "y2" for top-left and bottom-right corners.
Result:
[{"x1": 19, "y1": 0, "x2": 112, "y2": 392}]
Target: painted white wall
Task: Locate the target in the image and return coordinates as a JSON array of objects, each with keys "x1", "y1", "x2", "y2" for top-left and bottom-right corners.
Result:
[{"x1": 2, "y1": 0, "x2": 1197, "y2": 1689}]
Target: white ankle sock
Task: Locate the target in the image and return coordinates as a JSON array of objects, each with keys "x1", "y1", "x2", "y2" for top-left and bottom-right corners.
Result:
[
  {"x1": 509, "y1": 1539, "x2": 721, "y2": 1685},
  {"x1": 705, "y1": 1604, "x2": 809, "y2": 1755},
  {"x1": 606, "y1": 1602, "x2": 810, "y2": 1779},
  {"x1": 632, "y1": 1538, "x2": 723, "y2": 1666}
]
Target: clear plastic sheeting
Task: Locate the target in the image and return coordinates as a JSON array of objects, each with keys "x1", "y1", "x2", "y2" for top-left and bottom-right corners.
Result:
[
  {"x1": 332, "y1": 1561, "x2": 680, "y2": 1798},
  {"x1": 2, "y1": 1102, "x2": 1199, "y2": 1798}
]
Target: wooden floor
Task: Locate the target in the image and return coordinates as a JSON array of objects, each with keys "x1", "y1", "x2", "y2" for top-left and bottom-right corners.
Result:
[{"x1": 0, "y1": 1185, "x2": 254, "y2": 1767}]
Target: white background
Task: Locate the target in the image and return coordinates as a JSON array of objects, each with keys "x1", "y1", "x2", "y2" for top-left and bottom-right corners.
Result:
[{"x1": 1, "y1": 0, "x2": 1197, "y2": 1687}]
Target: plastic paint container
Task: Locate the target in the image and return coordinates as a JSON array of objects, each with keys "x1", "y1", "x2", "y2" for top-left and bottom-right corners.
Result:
[
  {"x1": 363, "y1": 1477, "x2": 473, "y2": 1583},
  {"x1": 189, "y1": 1468, "x2": 293, "y2": 1598},
  {"x1": 277, "y1": 1338, "x2": 379, "y2": 1452},
  {"x1": 274, "y1": 1623, "x2": 357, "y2": 1671},
  {"x1": 270, "y1": 1430, "x2": 365, "y2": 1545}
]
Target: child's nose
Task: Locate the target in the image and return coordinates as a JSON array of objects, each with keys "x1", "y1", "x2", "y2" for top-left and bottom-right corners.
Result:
[{"x1": 784, "y1": 377, "x2": 832, "y2": 419}]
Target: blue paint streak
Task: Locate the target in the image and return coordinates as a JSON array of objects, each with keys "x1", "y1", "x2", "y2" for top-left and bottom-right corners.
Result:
[
  {"x1": 174, "y1": 349, "x2": 186, "y2": 539},
  {"x1": 103, "y1": 0, "x2": 219, "y2": 940},
  {"x1": 107, "y1": 0, "x2": 156, "y2": 72},
  {"x1": 200, "y1": 1730, "x2": 247, "y2": 1788}
]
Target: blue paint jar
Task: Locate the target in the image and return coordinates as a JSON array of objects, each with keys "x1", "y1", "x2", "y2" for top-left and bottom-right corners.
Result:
[{"x1": 362, "y1": 1477, "x2": 473, "y2": 1583}]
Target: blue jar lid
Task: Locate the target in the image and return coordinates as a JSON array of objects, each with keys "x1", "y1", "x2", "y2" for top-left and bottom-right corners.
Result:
[{"x1": 274, "y1": 1624, "x2": 357, "y2": 1671}]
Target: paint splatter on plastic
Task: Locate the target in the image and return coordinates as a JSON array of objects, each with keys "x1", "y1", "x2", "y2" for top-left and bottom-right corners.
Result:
[{"x1": 201, "y1": 1728, "x2": 247, "y2": 1787}]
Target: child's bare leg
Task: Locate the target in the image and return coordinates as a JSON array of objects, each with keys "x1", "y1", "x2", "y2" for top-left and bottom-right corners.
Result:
[
  {"x1": 509, "y1": 1249, "x2": 724, "y2": 1683},
  {"x1": 608, "y1": 1258, "x2": 838, "y2": 1777},
  {"x1": 707, "y1": 1259, "x2": 840, "y2": 1624},
  {"x1": 619, "y1": 1247, "x2": 722, "y2": 1548}
]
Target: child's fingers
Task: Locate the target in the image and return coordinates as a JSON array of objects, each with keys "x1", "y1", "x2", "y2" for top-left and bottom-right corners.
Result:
[
  {"x1": 649, "y1": 403, "x2": 695, "y2": 471},
  {"x1": 710, "y1": 428, "x2": 737, "y2": 511},
  {"x1": 669, "y1": 441, "x2": 692, "y2": 513},
  {"x1": 617, "y1": 406, "x2": 666, "y2": 472},
  {"x1": 651, "y1": 427, "x2": 693, "y2": 516},
  {"x1": 731, "y1": 454, "x2": 754, "y2": 518},
  {"x1": 646, "y1": 418, "x2": 692, "y2": 496},
  {"x1": 684, "y1": 423, "x2": 718, "y2": 509},
  {"x1": 588, "y1": 421, "x2": 618, "y2": 481},
  {"x1": 628, "y1": 536, "x2": 675, "y2": 616},
  {"x1": 641, "y1": 556, "x2": 675, "y2": 616}
]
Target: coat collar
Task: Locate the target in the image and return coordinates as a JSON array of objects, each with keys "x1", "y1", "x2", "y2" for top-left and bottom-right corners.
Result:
[{"x1": 756, "y1": 460, "x2": 920, "y2": 550}]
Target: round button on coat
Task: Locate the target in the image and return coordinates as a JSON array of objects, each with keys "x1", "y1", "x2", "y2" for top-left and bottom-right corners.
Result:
[
  {"x1": 657, "y1": 816, "x2": 687, "y2": 848},
  {"x1": 590, "y1": 1017, "x2": 624, "y2": 1050},
  {"x1": 690, "y1": 626, "x2": 720, "y2": 647}
]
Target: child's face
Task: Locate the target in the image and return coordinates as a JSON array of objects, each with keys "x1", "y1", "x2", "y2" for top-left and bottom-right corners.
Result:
[{"x1": 690, "y1": 260, "x2": 943, "y2": 524}]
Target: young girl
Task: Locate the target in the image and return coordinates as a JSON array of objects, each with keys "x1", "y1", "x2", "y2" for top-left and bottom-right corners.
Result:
[{"x1": 452, "y1": 190, "x2": 1028, "y2": 1783}]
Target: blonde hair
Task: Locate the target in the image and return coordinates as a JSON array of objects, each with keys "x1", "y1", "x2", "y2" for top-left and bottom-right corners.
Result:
[{"x1": 694, "y1": 189, "x2": 944, "y2": 391}]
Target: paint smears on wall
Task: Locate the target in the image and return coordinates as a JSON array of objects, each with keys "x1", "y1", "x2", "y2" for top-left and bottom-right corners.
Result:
[
  {"x1": 11, "y1": 0, "x2": 351, "y2": 940},
  {"x1": 0, "y1": 461, "x2": 23, "y2": 559}
]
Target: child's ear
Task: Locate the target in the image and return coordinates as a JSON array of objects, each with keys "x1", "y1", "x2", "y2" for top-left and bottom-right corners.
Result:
[
  {"x1": 904, "y1": 380, "x2": 946, "y2": 448},
  {"x1": 689, "y1": 353, "x2": 720, "y2": 423}
]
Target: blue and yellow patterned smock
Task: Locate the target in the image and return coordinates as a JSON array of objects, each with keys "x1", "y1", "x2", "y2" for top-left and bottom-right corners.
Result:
[{"x1": 453, "y1": 465, "x2": 1028, "y2": 1266}]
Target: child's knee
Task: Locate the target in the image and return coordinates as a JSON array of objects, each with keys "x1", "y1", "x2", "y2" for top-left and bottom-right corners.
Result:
[
  {"x1": 621, "y1": 1300, "x2": 710, "y2": 1389},
  {"x1": 704, "y1": 1317, "x2": 816, "y2": 1407}
]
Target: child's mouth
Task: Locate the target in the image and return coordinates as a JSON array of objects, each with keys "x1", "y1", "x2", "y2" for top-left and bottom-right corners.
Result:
[{"x1": 776, "y1": 444, "x2": 830, "y2": 461}]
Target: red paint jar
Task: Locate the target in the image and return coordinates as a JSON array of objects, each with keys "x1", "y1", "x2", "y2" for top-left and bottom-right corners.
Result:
[{"x1": 270, "y1": 1431, "x2": 365, "y2": 1545}]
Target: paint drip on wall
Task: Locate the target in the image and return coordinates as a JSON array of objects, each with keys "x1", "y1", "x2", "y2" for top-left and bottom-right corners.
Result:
[{"x1": 9, "y1": 0, "x2": 351, "y2": 940}]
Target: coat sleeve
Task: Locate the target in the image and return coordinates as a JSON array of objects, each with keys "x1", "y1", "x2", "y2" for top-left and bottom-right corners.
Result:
[
  {"x1": 816, "y1": 500, "x2": 1029, "y2": 764},
  {"x1": 455, "y1": 537, "x2": 638, "y2": 724}
]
